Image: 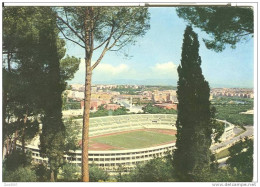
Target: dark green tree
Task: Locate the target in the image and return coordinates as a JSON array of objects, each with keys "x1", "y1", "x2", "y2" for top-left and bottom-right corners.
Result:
[
  {"x1": 176, "y1": 7, "x2": 253, "y2": 52},
  {"x1": 173, "y1": 26, "x2": 213, "y2": 181},
  {"x1": 38, "y1": 8, "x2": 67, "y2": 182},
  {"x1": 130, "y1": 157, "x2": 175, "y2": 182},
  {"x1": 2, "y1": 7, "x2": 49, "y2": 155},
  {"x1": 60, "y1": 55, "x2": 81, "y2": 85},
  {"x1": 3, "y1": 7, "x2": 80, "y2": 182},
  {"x1": 226, "y1": 138, "x2": 253, "y2": 181}
]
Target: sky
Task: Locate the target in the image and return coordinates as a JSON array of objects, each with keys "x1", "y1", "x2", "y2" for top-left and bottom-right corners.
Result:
[{"x1": 66, "y1": 7, "x2": 254, "y2": 88}]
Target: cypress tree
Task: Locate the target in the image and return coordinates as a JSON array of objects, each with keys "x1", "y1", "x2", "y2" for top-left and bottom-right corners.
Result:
[
  {"x1": 173, "y1": 26, "x2": 213, "y2": 181},
  {"x1": 38, "y1": 8, "x2": 66, "y2": 182}
]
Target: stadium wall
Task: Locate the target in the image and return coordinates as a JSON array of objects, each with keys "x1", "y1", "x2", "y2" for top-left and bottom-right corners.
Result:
[{"x1": 17, "y1": 114, "x2": 234, "y2": 174}]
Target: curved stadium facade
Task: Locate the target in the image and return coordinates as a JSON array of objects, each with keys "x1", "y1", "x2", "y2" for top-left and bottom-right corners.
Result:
[{"x1": 18, "y1": 114, "x2": 234, "y2": 174}]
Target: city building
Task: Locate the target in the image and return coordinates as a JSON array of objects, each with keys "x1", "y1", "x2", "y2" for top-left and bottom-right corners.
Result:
[
  {"x1": 104, "y1": 104, "x2": 121, "y2": 111},
  {"x1": 154, "y1": 103, "x2": 178, "y2": 110},
  {"x1": 152, "y1": 91, "x2": 170, "y2": 103}
]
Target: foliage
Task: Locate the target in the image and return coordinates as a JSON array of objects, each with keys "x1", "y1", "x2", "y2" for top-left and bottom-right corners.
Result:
[
  {"x1": 111, "y1": 86, "x2": 142, "y2": 95},
  {"x1": 142, "y1": 103, "x2": 177, "y2": 114},
  {"x1": 64, "y1": 118, "x2": 81, "y2": 151},
  {"x1": 2, "y1": 7, "x2": 84, "y2": 181},
  {"x1": 2, "y1": 6, "x2": 81, "y2": 152},
  {"x1": 210, "y1": 106, "x2": 225, "y2": 143},
  {"x1": 34, "y1": 7, "x2": 66, "y2": 181},
  {"x1": 116, "y1": 152, "x2": 175, "y2": 182},
  {"x1": 89, "y1": 164, "x2": 109, "y2": 182},
  {"x1": 59, "y1": 163, "x2": 81, "y2": 181},
  {"x1": 33, "y1": 163, "x2": 50, "y2": 182},
  {"x1": 226, "y1": 138, "x2": 253, "y2": 181},
  {"x1": 2, "y1": 7, "x2": 49, "y2": 153},
  {"x1": 58, "y1": 163, "x2": 109, "y2": 182},
  {"x1": 212, "y1": 97, "x2": 253, "y2": 126},
  {"x1": 56, "y1": 7, "x2": 150, "y2": 54},
  {"x1": 132, "y1": 157, "x2": 175, "y2": 182},
  {"x1": 191, "y1": 167, "x2": 238, "y2": 182},
  {"x1": 215, "y1": 148, "x2": 230, "y2": 160},
  {"x1": 3, "y1": 166, "x2": 37, "y2": 182},
  {"x1": 176, "y1": 7, "x2": 253, "y2": 52},
  {"x1": 173, "y1": 26, "x2": 213, "y2": 181},
  {"x1": 90, "y1": 105, "x2": 129, "y2": 118},
  {"x1": 144, "y1": 85, "x2": 177, "y2": 91},
  {"x1": 63, "y1": 101, "x2": 81, "y2": 110},
  {"x1": 60, "y1": 55, "x2": 80, "y2": 83},
  {"x1": 3, "y1": 149, "x2": 32, "y2": 172}
]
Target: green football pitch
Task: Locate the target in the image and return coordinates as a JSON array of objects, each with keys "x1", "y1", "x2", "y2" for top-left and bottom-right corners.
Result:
[{"x1": 90, "y1": 130, "x2": 176, "y2": 150}]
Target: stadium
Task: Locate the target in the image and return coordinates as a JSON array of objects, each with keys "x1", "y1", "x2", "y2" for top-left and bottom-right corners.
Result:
[{"x1": 19, "y1": 114, "x2": 234, "y2": 174}]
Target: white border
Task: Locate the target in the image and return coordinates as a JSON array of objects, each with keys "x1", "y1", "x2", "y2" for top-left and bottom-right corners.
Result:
[{"x1": 1, "y1": 1, "x2": 258, "y2": 186}]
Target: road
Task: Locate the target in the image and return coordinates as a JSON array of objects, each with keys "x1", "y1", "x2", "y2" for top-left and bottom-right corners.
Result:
[
  {"x1": 211, "y1": 125, "x2": 253, "y2": 152},
  {"x1": 211, "y1": 125, "x2": 254, "y2": 167}
]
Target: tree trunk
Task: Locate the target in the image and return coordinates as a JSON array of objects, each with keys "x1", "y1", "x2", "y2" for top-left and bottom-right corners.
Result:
[
  {"x1": 13, "y1": 130, "x2": 18, "y2": 151},
  {"x1": 21, "y1": 128, "x2": 25, "y2": 154},
  {"x1": 6, "y1": 138, "x2": 9, "y2": 155},
  {"x1": 82, "y1": 57, "x2": 92, "y2": 182},
  {"x1": 2, "y1": 73, "x2": 8, "y2": 158},
  {"x1": 50, "y1": 170, "x2": 55, "y2": 182},
  {"x1": 54, "y1": 170, "x2": 58, "y2": 182},
  {"x1": 22, "y1": 114, "x2": 27, "y2": 154}
]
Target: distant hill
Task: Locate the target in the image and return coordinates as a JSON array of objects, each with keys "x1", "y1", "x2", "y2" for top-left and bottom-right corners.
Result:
[
  {"x1": 70, "y1": 78, "x2": 253, "y2": 89},
  {"x1": 93, "y1": 79, "x2": 178, "y2": 86}
]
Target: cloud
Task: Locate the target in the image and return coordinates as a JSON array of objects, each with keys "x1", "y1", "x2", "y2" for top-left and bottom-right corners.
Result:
[
  {"x1": 92, "y1": 63, "x2": 134, "y2": 81},
  {"x1": 77, "y1": 59, "x2": 130, "y2": 75},
  {"x1": 150, "y1": 61, "x2": 178, "y2": 78},
  {"x1": 71, "y1": 60, "x2": 178, "y2": 84},
  {"x1": 95, "y1": 63, "x2": 130, "y2": 75}
]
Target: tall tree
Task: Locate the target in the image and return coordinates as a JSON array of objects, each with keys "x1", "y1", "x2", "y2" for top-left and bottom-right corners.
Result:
[
  {"x1": 3, "y1": 6, "x2": 80, "y2": 181},
  {"x1": 37, "y1": 8, "x2": 67, "y2": 182},
  {"x1": 2, "y1": 7, "x2": 45, "y2": 155},
  {"x1": 173, "y1": 26, "x2": 213, "y2": 181},
  {"x1": 56, "y1": 7, "x2": 150, "y2": 181},
  {"x1": 176, "y1": 7, "x2": 253, "y2": 52}
]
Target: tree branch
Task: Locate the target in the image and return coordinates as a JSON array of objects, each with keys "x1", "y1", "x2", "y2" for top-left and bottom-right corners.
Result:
[
  {"x1": 91, "y1": 48, "x2": 108, "y2": 71},
  {"x1": 56, "y1": 14, "x2": 85, "y2": 44},
  {"x1": 107, "y1": 29, "x2": 127, "y2": 51},
  {"x1": 236, "y1": 32, "x2": 252, "y2": 38},
  {"x1": 93, "y1": 24, "x2": 117, "y2": 51},
  {"x1": 91, "y1": 25, "x2": 116, "y2": 70},
  {"x1": 109, "y1": 37, "x2": 132, "y2": 52},
  {"x1": 56, "y1": 24, "x2": 85, "y2": 49}
]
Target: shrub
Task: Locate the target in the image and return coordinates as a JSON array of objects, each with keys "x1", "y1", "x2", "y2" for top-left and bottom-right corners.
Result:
[{"x1": 3, "y1": 166, "x2": 37, "y2": 182}]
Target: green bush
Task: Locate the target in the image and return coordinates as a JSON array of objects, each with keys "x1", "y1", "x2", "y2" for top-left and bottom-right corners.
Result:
[
  {"x1": 59, "y1": 163, "x2": 81, "y2": 181},
  {"x1": 3, "y1": 150, "x2": 32, "y2": 171},
  {"x1": 34, "y1": 163, "x2": 50, "y2": 182},
  {"x1": 142, "y1": 103, "x2": 177, "y2": 114},
  {"x1": 118, "y1": 155, "x2": 175, "y2": 182},
  {"x1": 89, "y1": 164, "x2": 109, "y2": 182},
  {"x1": 3, "y1": 166, "x2": 37, "y2": 182}
]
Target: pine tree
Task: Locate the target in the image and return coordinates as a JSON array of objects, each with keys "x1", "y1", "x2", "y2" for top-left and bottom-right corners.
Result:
[
  {"x1": 3, "y1": 7, "x2": 80, "y2": 181},
  {"x1": 173, "y1": 26, "x2": 213, "y2": 181}
]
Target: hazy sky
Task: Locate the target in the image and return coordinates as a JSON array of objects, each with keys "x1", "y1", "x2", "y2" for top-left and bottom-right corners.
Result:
[{"x1": 66, "y1": 7, "x2": 254, "y2": 88}]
